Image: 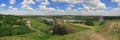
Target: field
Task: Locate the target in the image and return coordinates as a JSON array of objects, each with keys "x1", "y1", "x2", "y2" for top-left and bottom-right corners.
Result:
[{"x1": 0, "y1": 15, "x2": 120, "y2": 40}]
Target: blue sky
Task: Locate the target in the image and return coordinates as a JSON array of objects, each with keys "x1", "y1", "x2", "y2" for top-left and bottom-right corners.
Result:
[
  {"x1": 0, "y1": 0, "x2": 120, "y2": 16},
  {"x1": 101, "y1": 0, "x2": 118, "y2": 9},
  {"x1": 0, "y1": 0, "x2": 118, "y2": 10},
  {"x1": 0, "y1": 0, "x2": 81, "y2": 10}
]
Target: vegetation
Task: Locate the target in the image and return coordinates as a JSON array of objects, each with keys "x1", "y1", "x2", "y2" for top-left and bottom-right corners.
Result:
[
  {"x1": 0, "y1": 15, "x2": 33, "y2": 37},
  {"x1": 0, "y1": 15, "x2": 120, "y2": 40},
  {"x1": 85, "y1": 20, "x2": 94, "y2": 26}
]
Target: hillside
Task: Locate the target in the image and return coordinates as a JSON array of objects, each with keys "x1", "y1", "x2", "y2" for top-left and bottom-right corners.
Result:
[{"x1": 0, "y1": 15, "x2": 120, "y2": 40}]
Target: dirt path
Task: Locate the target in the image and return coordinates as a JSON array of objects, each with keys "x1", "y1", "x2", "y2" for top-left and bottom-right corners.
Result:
[
  {"x1": 70, "y1": 23, "x2": 93, "y2": 29},
  {"x1": 90, "y1": 33, "x2": 107, "y2": 40},
  {"x1": 28, "y1": 25, "x2": 41, "y2": 32},
  {"x1": 107, "y1": 22, "x2": 120, "y2": 32},
  {"x1": 26, "y1": 20, "x2": 41, "y2": 32}
]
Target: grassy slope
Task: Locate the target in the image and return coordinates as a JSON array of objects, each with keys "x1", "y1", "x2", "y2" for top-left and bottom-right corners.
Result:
[
  {"x1": 0, "y1": 17, "x2": 91, "y2": 40},
  {"x1": 1, "y1": 17, "x2": 120, "y2": 40}
]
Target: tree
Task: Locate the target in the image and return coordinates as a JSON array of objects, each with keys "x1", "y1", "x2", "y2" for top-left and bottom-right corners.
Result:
[{"x1": 85, "y1": 20, "x2": 94, "y2": 26}]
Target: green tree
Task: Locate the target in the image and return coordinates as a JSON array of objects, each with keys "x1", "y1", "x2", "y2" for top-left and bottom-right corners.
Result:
[{"x1": 85, "y1": 20, "x2": 94, "y2": 26}]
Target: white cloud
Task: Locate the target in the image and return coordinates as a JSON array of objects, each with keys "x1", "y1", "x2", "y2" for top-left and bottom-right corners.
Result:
[
  {"x1": 112, "y1": 0, "x2": 120, "y2": 7},
  {"x1": 0, "y1": 3, "x2": 6, "y2": 7},
  {"x1": 38, "y1": 5, "x2": 70, "y2": 15},
  {"x1": 26, "y1": 6, "x2": 36, "y2": 11},
  {"x1": 112, "y1": 0, "x2": 120, "y2": 3},
  {"x1": 28, "y1": 0, "x2": 35, "y2": 4},
  {"x1": 10, "y1": 0, "x2": 16, "y2": 4},
  {"x1": 21, "y1": 0, "x2": 35, "y2": 11},
  {"x1": 107, "y1": 8, "x2": 120, "y2": 15},
  {"x1": 0, "y1": 8, "x2": 119, "y2": 16},
  {"x1": 12, "y1": 8, "x2": 18, "y2": 11},
  {"x1": 110, "y1": 0, "x2": 120, "y2": 16},
  {"x1": 52, "y1": 0, "x2": 84, "y2": 4},
  {"x1": 39, "y1": 5, "x2": 47, "y2": 10},
  {"x1": 52, "y1": 0, "x2": 107, "y2": 14},
  {"x1": 35, "y1": 0, "x2": 41, "y2": 2},
  {"x1": 68, "y1": 4, "x2": 74, "y2": 8},
  {"x1": 0, "y1": 0, "x2": 120, "y2": 16},
  {"x1": 66, "y1": 7, "x2": 72, "y2": 13},
  {"x1": 21, "y1": 4, "x2": 27, "y2": 8},
  {"x1": 35, "y1": 0, "x2": 44, "y2": 2},
  {"x1": 21, "y1": 0, "x2": 35, "y2": 7},
  {"x1": 52, "y1": 0, "x2": 106, "y2": 9},
  {"x1": 9, "y1": 6, "x2": 13, "y2": 9},
  {"x1": 41, "y1": 0, "x2": 50, "y2": 6},
  {"x1": 39, "y1": 5, "x2": 56, "y2": 13},
  {"x1": 83, "y1": 0, "x2": 106, "y2": 10}
]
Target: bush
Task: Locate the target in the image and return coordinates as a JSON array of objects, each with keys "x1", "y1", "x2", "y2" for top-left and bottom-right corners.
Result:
[
  {"x1": 0, "y1": 22, "x2": 2, "y2": 26},
  {"x1": 52, "y1": 26, "x2": 68, "y2": 35},
  {"x1": 0, "y1": 25, "x2": 33, "y2": 37},
  {"x1": 99, "y1": 21, "x2": 106, "y2": 25},
  {"x1": 85, "y1": 20, "x2": 94, "y2": 26},
  {"x1": 0, "y1": 16, "x2": 33, "y2": 37}
]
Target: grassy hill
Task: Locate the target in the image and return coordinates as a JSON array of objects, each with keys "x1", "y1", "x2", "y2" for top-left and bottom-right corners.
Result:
[{"x1": 0, "y1": 15, "x2": 120, "y2": 40}]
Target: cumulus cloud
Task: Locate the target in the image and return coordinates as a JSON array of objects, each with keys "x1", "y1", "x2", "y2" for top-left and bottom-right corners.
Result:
[
  {"x1": 41, "y1": 0, "x2": 50, "y2": 6},
  {"x1": 39, "y1": 5, "x2": 56, "y2": 13},
  {"x1": 0, "y1": 0, "x2": 120, "y2": 16},
  {"x1": 110, "y1": 0, "x2": 120, "y2": 16},
  {"x1": 21, "y1": 0, "x2": 36, "y2": 11},
  {"x1": 0, "y1": 3, "x2": 6, "y2": 7},
  {"x1": 22, "y1": 0, "x2": 35, "y2": 5},
  {"x1": 52, "y1": 0, "x2": 84, "y2": 4},
  {"x1": 10, "y1": 0, "x2": 16, "y2": 4},
  {"x1": 26, "y1": 6, "x2": 36, "y2": 11},
  {"x1": 112, "y1": 0, "x2": 120, "y2": 7},
  {"x1": 38, "y1": 5, "x2": 77, "y2": 15},
  {"x1": 51, "y1": 0, "x2": 107, "y2": 16},
  {"x1": 66, "y1": 7, "x2": 72, "y2": 13},
  {"x1": 9, "y1": 6, "x2": 13, "y2": 9},
  {"x1": 107, "y1": 8, "x2": 120, "y2": 16},
  {"x1": 112, "y1": 0, "x2": 120, "y2": 4},
  {"x1": 52, "y1": 0, "x2": 106, "y2": 9},
  {"x1": 68, "y1": 4, "x2": 75, "y2": 8},
  {"x1": 8, "y1": 6, "x2": 18, "y2": 11},
  {"x1": 83, "y1": 0, "x2": 106, "y2": 10},
  {"x1": 35, "y1": 0, "x2": 44, "y2": 2},
  {"x1": 21, "y1": 0, "x2": 35, "y2": 8},
  {"x1": 12, "y1": 8, "x2": 18, "y2": 11}
]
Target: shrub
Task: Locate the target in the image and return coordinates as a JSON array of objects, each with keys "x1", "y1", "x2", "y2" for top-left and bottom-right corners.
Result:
[
  {"x1": 0, "y1": 22, "x2": 2, "y2": 26},
  {"x1": 85, "y1": 20, "x2": 94, "y2": 26},
  {"x1": 99, "y1": 21, "x2": 106, "y2": 26}
]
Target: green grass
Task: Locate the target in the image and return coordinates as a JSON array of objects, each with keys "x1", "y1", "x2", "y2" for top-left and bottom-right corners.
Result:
[
  {"x1": 67, "y1": 23, "x2": 91, "y2": 31},
  {"x1": 0, "y1": 17, "x2": 91, "y2": 40},
  {"x1": 29, "y1": 18, "x2": 54, "y2": 34},
  {"x1": 1, "y1": 16, "x2": 120, "y2": 40}
]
